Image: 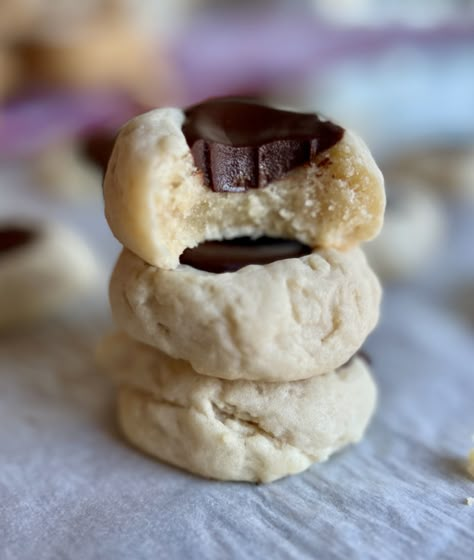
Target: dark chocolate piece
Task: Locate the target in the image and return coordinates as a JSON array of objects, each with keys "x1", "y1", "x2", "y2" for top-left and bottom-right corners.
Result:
[
  {"x1": 183, "y1": 98, "x2": 344, "y2": 192},
  {"x1": 0, "y1": 227, "x2": 35, "y2": 255},
  {"x1": 180, "y1": 237, "x2": 311, "y2": 273}
]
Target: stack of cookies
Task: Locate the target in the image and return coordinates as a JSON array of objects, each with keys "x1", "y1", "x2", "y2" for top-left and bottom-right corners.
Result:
[{"x1": 97, "y1": 98, "x2": 385, "y2": 483}]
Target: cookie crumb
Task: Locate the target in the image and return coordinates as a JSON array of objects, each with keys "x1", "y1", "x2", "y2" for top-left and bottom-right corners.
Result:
[{"x1": 466, "y1": 497, "x2": 474, "y2": 507}]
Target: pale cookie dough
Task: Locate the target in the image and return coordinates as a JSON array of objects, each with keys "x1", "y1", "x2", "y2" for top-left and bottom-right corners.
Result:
[
  {"x1": 109, "y1": 246, "x2": 381, "y2": 381},
  {"x1": 0, "y1": 221, "x2": 99, "y2": 330},
  {"x1": 97, "y1": 332, "x2": 377, "y2": 483},
  {"x1": 364, "y1": 181, "x2": 445, "y2": 281},
  {"x1": 104, "y1": 107, "x2": 385, "y2": 269}
]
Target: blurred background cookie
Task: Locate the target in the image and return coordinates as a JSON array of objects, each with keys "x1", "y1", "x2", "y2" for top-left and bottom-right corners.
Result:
[
  {"x1": 29, "y1": 140, "x2": 104, "y2": 201},
  {"x1": 28, "y1": 129, "x2": 117, "y2": 201},
  {"x1": 0, "y1": 221, "x2": 100, "y2": 330},
  {"x1": 364, "y1": 180, "x2": 446, "y2": 281},
  {"x1": 16, "y1": 19, "x2": 158, "y2": 102},
  {"x1": 383, "y1": 144, "x2": 474, "y2": 203},
  {"x1": 0, "y1": 0, "x2": 42, "y2": 41},
  {"x1": 5, "y1": 0, "x2": 173, "y2": 103}
]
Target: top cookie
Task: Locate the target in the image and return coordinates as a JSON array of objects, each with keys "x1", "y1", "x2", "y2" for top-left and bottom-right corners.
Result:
[{"x1": 104, "y1": 98, "x2": 385, "y2": 269}]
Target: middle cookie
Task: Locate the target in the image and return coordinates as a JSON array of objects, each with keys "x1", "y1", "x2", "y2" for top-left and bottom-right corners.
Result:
[{"x1": 110, "y1": 245, "x2": 381, "y2": 382}]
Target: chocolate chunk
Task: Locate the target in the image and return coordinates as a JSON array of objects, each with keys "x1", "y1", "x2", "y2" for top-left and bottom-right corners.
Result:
[
  {"x1": 183, "y1": 98, "x2": 344, "y2": 192},
  {"x1": 0, "y1": 227, "x2": 35, "y2": 255},
  {"x1": 180, "y1": 237, "x2": 311, "y2": 273}
]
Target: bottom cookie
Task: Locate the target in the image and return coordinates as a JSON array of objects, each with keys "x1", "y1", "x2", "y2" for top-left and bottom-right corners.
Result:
[{"x1": 98, "y1": 332, "x2": 377, "y2": 483}]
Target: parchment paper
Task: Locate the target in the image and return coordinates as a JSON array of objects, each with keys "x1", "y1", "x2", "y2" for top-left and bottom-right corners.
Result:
[{"x1": 1, "y1": 157, "x2": 474, "y2": 560}]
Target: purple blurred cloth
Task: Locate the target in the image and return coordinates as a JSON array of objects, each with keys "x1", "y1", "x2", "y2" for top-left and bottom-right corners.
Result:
[
  {"x1": 1, "y1": 8, "x2": 474, "y2": 158},
  {"x1": 0, "y1": 91, "x2": 139, "y2": 159}
]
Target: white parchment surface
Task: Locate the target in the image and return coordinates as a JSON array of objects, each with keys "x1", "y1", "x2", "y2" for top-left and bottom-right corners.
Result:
[{"x1": 1, "y1": 168, "x2": 473, "y2": 560}]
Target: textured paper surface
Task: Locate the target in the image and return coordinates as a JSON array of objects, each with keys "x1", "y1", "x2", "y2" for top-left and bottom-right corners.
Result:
[{"x1": 1, "y1": 172, "x2": 474, "y2": 560}]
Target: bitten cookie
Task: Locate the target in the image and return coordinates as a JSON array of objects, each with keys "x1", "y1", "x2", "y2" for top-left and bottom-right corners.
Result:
[
  {"x1": 97, "y1": 332, "x2": 377, "y2": 483},
  {"x1": 109, "y1": 246, "x2": 381, "y2": 381},
  {"x1": 0, "y1": 222, "x2": 99, "y2": 329},
  {"x1": 104, "y1": 99, "x2": 385, "y2": 269}
]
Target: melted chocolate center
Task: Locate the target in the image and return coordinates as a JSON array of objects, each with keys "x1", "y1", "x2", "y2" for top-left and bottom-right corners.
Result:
[
  {"x1": 183, "y1": 98, "x2": 344, "y2": 192},
  {"x1": 180, "y1": 237, "x2": 311, "y2": 273},
  {"x1": 0, "y1": 227, "x2": 35, "y2": 255}
]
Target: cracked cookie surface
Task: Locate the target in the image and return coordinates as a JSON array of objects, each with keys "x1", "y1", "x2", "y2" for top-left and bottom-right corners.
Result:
[{"x1": 97, "y1": 332, "x2": 377, "y2": 483}]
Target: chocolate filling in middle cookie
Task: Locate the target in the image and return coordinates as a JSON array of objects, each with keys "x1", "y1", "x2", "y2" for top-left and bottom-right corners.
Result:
[{"x1": 180, "y1": 237, "x2": 311, "y2": 273}]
